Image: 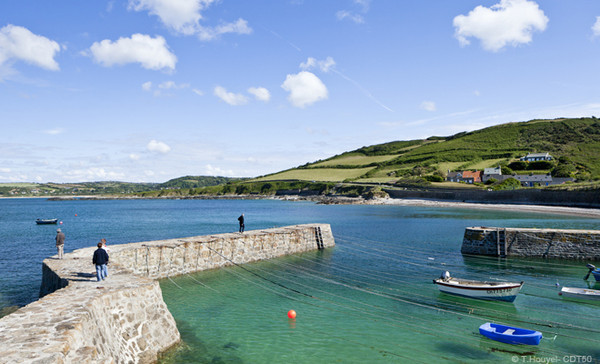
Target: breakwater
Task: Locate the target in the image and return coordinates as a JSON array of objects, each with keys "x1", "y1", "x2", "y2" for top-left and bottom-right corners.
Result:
[
  {"x1": 0, "y1": 224, "x2": 334, "y2": 363},
  {"x1": 461, "y1": 226, "x2": 600, "y2": 260}
]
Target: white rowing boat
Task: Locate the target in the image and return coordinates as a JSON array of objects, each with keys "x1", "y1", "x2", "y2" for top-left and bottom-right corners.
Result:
[
  {"x1": 433, "y1": 272, "x2": 523, "y2": 302},
  {"x1": 559, "y1": 287, "x2": 600, "y2": 301}
]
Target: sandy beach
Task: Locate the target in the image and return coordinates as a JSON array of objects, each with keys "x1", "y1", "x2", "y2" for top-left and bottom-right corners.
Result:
[{"x1": 360, "y1": 197, "x2": 600, "y2": 218}]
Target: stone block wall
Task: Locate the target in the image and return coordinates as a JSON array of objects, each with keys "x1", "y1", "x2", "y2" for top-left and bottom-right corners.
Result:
[
  {"x1": 461, "y1": 226, "x2": 600, "y2": 260},
  {"x1": 0, "y1": 224, "x2": 334, "y2": 363}
]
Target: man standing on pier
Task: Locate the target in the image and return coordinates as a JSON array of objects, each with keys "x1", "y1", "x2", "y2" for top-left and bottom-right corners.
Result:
[
  {"x1": 93, "y1": 242, "x2": 109, "y2": 281},
  {"x1": 55, "y1": 228, "x2": 65, "y2": 259},
  {"x1": 238, "y1": 213, "x2": 245, "y2": 233}
]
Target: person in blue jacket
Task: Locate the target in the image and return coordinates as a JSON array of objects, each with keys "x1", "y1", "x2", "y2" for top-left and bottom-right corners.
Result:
[{"x1": 92, "y1": 242, "x2": 109, "y2": 281}]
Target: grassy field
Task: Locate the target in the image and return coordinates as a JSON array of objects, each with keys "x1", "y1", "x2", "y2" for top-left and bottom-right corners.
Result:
[
  {"x1": 311, "y1": 154, "x2": 397, "y2": 167},
  {"x1": 253, "y1": 167, "x2": 374, "y2": 182}
]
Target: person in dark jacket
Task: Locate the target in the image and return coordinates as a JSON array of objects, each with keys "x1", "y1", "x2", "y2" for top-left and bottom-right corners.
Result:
[
  {"x1": 238, "y1": 213, "x2": 245, "y2": 233},
  {"x1": 55, "y1": 228, "x2": 65, "y2": 259},
  {"x1": 92, "y1": 242, "x2": 109, "y2": 281}
]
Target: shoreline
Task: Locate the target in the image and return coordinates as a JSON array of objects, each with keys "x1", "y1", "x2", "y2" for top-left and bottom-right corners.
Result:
[{"x1": 3, "y1": 193, "x2": 600, "y2": 218}]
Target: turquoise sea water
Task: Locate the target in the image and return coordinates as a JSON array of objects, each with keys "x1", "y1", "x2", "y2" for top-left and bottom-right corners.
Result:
[{"x1": 1, "y1": 198, "x2": 600, "y2": 363}]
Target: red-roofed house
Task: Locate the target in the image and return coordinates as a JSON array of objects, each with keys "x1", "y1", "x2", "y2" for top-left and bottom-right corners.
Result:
[{"x1": 461, "y1": 170, "x2": 482, "y2": 184}]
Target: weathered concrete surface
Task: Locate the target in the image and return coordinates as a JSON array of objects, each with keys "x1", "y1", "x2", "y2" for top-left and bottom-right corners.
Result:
[
  {"x1": 461, "y1": 226, "x2": 600, "y2": 260},
  {"x1": 0, "y1": 224, "x2": 335, "y2": 363}
]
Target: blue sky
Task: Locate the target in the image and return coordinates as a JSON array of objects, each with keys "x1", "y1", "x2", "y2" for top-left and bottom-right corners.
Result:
[{"x1": 2, "y1": 0, "x2": 600, "y2": 183}]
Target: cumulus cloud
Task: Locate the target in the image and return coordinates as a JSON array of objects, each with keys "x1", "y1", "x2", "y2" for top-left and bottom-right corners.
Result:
[
  {"x1": 192, "y1": 88, "x2": 204, "y2": 96},
  {"x1": 129, "y1": 153, "x2": 141, "y2": 160},
  {"x1": 214, "y1": 86, "x2": 248, "y2": 106},
  {"x1": 142, "y1": 81, "x2": 152, "y2": 91},
  {"x1": 128, "y1": 0, "x2": 252, "y2": 40},
  {"x1": 281, "y1": 71, "x2": 328, "y2": 108},
  {"x1": 0, "y1": 24, "x2": 61, "y2": 71},
  {"x1": 300, "y1": 56, "x2": 336, "y2": 72},
  {"x1": 453, "y1": 0, "x2": 548, "y2": 52},
  {"x1": 147, "y1": 140, "x2": 171, "y2": 153},
  {"x1": 248, "y1": 87, "x2": 270, "y2": 102},
  {"x1": 89, "y1": 34, "x2": 177, "y2": 70},
  {"x1": 593, "y1": 17, "x2": 600, "y2": 37}
]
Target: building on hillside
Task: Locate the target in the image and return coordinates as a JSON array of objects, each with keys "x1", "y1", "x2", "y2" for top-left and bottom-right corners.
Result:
[
  {"x1": 461, "y1": 170, "x2": 483, "y2": 184},
  {"x1": 482, "y1": 167, "x2": 502, "y2": 183},
  {"x1": 520, "y1": 152, "x2": 553, "y2": 162},
  {"x1": 446, "y1": 171, "x2": 462, "y2": 183},
  {"x1": 513, "y1": 174, "x2": 553, "y2": 187}
]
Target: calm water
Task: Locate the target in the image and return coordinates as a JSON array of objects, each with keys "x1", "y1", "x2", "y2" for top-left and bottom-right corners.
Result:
[{"x1": 1, "y1": 198, "x2": 600, "y2": 363}]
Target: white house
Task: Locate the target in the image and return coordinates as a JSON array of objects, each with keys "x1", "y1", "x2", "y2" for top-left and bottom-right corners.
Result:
[{"x1": 520, "y1": 153, "x2": 553, "y2": 162}]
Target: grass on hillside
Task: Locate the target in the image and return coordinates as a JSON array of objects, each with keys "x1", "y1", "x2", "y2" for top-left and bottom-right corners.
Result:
[
  {"x1": 253, "y1": 167, "x2": 374, "y2": 182},
  {"x1": 311, "y1": 154, "x2": 397, "y2": 167}
]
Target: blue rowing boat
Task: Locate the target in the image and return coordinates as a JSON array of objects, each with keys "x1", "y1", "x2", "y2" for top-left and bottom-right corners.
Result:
[{"x1": 479, "y1": 322, "x2": 542, "y2": 345}]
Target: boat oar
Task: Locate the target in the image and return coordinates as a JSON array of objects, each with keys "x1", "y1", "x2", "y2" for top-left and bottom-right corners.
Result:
[{"x1": 584, "y1": 264, "x2": 596, "y2": 280}]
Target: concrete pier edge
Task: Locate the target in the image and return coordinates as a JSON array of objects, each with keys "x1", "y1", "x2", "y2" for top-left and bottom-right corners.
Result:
[{"x1": 0, "y1": 223, "x2": 335, "y2": 363}]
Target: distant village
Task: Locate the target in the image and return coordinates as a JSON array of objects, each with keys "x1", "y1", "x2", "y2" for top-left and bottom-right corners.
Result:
[{"x1": 446, "y1": 152, "x2": 574, "y2": 187}]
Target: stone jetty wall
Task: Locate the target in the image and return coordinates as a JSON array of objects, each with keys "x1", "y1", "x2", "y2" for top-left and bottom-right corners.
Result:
[
  {"x1": 461, "y1": 226, "x2": 600, "y2": 260},
  {"x1": 0, "y1": 224, "x2": 334, "y2": 364}
]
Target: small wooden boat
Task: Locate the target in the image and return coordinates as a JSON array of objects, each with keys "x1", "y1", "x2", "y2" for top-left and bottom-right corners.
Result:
[
  {"x1": 36, "y1": 218, "x2": 58, "y2": 225},
  {"x1": 559, "y1": 287, "x2": 600, "y2": 301},
  {"x1": 479, "y1": 322, "x2": 542, "y2": 345},
  {"x1": 433, "y1": 272, "x2": 523, "y2": 302}
]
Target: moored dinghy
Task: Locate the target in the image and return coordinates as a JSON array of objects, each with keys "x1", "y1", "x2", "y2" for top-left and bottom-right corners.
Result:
[
  {"x1": 36, "y1": 218, "x2": 58, "y2": 225},
  {"x1": 479, "y1": 322, "x2": 542, "y2": 345},
  {"x1": 433, "y1": 271, "x2": 523, "y2": 302},
  {"x1": 559, "y1": 287, "x2": 600, "y2": 301}
]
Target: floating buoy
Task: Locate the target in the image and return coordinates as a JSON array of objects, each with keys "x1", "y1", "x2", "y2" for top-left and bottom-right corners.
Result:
[
  {"x1": 75, "y1": 214, "x2": 78, "y2": 217},
  {"x1": 287, "y1": 310, "x2": 296, "y2": 319},
  {"x1": 59, "y1": 221, "x2": 63, "y2": 225}
]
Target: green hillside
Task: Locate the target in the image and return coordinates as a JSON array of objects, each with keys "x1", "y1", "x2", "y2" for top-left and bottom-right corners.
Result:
[{"x1": 255, "y1": 117, "x2": 600, "y2": 184}]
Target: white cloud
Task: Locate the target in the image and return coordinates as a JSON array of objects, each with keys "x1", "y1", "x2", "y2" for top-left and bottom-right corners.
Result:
[
  {"x1": 0, "y1": 24, "x2": 61, "y2": 71},
  {"x1": 248, "y1": 87, "x2": 270, "y2": 102},
  {"x1": 0, "y1": 167, "x2": 11, "y2": 173},
  {"x1": 593, "y1": 16, "x2": 600, "y2": 37},
  {"x1": 196, "y1": 19, "x2": 252, "y2": 42},
  {"x1": 300, "y1": 57, "x2": 335, "y2": 72},
  {"x1": 89, "y1": 34, "x2": 177, "y2": 70},
  {"x1": 336, "y1": 10, "x2": 364, "y2": 24},
  {"x1": 65, "y1": 167, "x2": 125, "y2": 181},
  {"x1": 420, "y1": 101, "x2": 436, "y2": 112},
  {"x1": 142, "y1": 81, "x2": 152, "y2": 91},
  {"x1": 214, "y1": 86, "x2": 248, "y2": 106},
  {"x1": 205, "y1": 164, "x2": 235, "y2": 176},
  {"x1": 128, "y1": 0, "x2": 205, "y2": 35},
  {"x1": 158, "y1": 81, "x2": 189, "y2": 89},
  {"x1": 128, "y1": 0, "x2": 252, "y2": 40},
  {"x1": 453, "y1": 0, "x2": 548, "y2": 52},
  {"x1": 147, "y1": 140, "x2": 171, "y2": 153},
  {"x1": 281, "y1": 71, "x2": 328, "y2": 108},
  {"x1": 192, "y1": 88, "x2": 204, "y2": 96},
  {"x1": 129, "y1": 153, "x2": 141, "y2": 160}
]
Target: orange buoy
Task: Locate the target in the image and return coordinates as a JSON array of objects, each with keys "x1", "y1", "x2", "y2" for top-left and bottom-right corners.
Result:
[
  {"x1": 287, "y1": 310, "x2": 296, "y2": 319},
  {"x1": 75, "y1": 214, "x2": 78, "y2": 217}
]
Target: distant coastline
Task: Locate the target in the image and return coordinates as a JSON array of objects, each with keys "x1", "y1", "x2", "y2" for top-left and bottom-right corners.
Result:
[{"x1": 5, "y1": 193, "x2": 597, "y2": 218}]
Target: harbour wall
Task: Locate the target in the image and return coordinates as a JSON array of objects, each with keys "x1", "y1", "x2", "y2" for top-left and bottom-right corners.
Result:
[
  {"x1": 0, "y1": 224, "x2": 335, "y2": 363},
  {"x1": 461, "y1": 226, "x2": 600, "y2": 260}
]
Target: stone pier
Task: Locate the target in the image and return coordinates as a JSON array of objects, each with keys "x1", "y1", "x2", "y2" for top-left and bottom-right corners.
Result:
[
  {"x1": 461, "y1": 226, "x2": 600, "y2": 260},
  {"x1": 0, "y1": 224, "x2": 335, "y2": 363}
]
